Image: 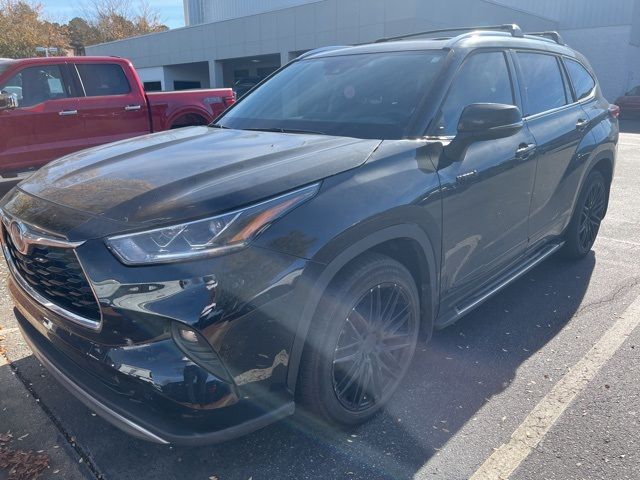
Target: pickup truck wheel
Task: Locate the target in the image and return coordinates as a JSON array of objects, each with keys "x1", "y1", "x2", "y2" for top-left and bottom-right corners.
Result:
[
  {"x1": 297, "y1": 253, "x2": 420, "y2": 425},
  {"x1": 170, "y1": 114, "x2": 208, "y2": 129},
  {"x1": 561, "y1": 170, "x2": 608, "y2": 259}
]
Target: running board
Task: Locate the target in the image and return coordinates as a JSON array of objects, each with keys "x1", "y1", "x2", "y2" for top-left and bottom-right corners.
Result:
[{"x1": 436, "y1": 242, "x2": 564, "y2": 329}]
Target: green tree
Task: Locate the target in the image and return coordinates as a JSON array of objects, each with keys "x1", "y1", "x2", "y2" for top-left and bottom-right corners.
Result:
[{"x1": 0, "y1": 1, "x2": 68, "y2": 58}]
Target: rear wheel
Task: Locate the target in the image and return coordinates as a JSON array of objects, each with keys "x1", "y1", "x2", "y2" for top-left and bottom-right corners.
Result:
[
  {"x1": 297, "y1": 253, "x2": 420, "y2": 425},
  {"x1": 561, "y1": 170, "x2": 608, "y2": 259}
]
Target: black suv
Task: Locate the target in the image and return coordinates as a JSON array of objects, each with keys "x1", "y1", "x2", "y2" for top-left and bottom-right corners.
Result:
[{"x1": 1, "y1": 25, "x2": 618, "y2": 445}]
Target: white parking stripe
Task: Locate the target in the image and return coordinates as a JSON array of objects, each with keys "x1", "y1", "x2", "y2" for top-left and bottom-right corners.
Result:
[{"x1": 469, "y1": 292, "x2": 640, "y2": 480}]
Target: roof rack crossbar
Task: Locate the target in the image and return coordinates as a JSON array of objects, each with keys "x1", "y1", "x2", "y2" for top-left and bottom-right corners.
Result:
[
  {"x1": 375, "y1": 24, "x2": 524, "y2": 43},
  {"x1": 526, "y1": 31, "x2": 565, "y2": 45}
]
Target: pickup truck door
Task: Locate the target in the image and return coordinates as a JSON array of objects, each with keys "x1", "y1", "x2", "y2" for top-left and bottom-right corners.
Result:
[
  {"x1": 432, "y1": 51, "x2": 537, "y2": 310},
  {"x1": 0, "y1": 63, "x2": 84, "y2": 174},
  {"x1": 72, "y1": 62, "x2": 149, "y2": 148}
]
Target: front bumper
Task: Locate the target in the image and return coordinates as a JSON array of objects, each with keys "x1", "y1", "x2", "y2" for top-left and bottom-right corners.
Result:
[{"x1": 10, "y1": 270, "x2": 296, "y2": 445}]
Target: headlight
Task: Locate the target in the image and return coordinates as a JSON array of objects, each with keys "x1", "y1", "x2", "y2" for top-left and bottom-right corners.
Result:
[{"x1": 105, "y1": 183, "x2": 319, "y2": 265}]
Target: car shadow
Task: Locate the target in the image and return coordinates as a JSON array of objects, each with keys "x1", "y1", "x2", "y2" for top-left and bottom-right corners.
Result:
[{"x1": 10, "y1": 252, "x2": 596, "y2": 480}]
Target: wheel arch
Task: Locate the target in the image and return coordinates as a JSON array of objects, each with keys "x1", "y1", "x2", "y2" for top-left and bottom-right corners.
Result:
[
  {"x1": 286, "y1": 224, "x2": 439, "y2": 392},
  {"x1": 167, "y1": 106, "x2": 213, "y2": 129}
]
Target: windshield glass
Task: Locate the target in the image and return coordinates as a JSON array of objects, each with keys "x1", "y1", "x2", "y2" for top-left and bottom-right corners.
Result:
[{"x1": 217, "y1": 51, "x2": 445, "y2": 139}]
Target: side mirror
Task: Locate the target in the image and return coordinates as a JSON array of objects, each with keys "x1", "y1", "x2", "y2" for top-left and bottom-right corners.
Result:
[
  {"x1": 0, "y1": 92, "x2": 18, "y2": 111},
  {"x1": 445, "y1": 103, "x2": 523, "y2": 160},
  {"x1": 457, "y1": 103, "x2": 523, "y2": 139}
]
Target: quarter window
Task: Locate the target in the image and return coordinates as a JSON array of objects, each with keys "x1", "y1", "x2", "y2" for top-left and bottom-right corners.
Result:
[
  {"x1": 0, "y1": 65, "x2": 69, "y2": 108},
  {"x1": 564, "y1": 59, "x2": 596, "y2": 101},
  {"x1": 517, "y1": 52, "x2": 568, "y2": 116},
  {"x1": 76, "y1": 63, "x2": 130, "y2": 97},
  {"x1": 434, "y1": 51, "x2": 514, "y2": 136}
]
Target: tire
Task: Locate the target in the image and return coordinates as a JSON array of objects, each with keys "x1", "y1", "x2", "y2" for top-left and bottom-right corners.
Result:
[
  {"x1": 297, "y1": 253, "x2": 420, "y2": 425},
  {"x1": 561, "y1": 170, "x2": 608, "y2": 259}
]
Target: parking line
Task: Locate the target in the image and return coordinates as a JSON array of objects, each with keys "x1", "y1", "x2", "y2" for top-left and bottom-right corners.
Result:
[{"x1": 469, "y1": 292, "x2": 640, "y2": 480}]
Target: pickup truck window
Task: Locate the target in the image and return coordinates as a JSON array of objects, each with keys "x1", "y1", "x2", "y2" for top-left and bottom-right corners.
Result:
[
  {"x1": 76, "y1": 63, "x2": 131, "y2": 97},
  {"x1": 0, "y1": 65, "x2": 68, "y2": 108},
  {"x1": 217, "y1": 51, "x2": 445, "y2": 140}
]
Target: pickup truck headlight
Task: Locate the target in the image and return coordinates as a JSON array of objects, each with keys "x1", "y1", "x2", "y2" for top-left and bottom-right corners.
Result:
[{"x1": 106, "y1": 184, "x2": 319, "y2": 265}]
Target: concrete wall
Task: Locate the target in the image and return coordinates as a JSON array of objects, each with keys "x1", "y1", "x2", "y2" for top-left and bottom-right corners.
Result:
[
  {"x1": 136, "y1": 66, "x2": 166, "y2": 90},
  {"x1": 562, "y1": 25, "x2": 640, "y2": 100},
  {"x1": 86, "y1": 0, "x2": 640, "y2": 97},
  {"x1": 164, "y1": 62, "x2": 211, "y2": 90},
  {"x1": 87, "y1": 0, "x2": 556, "y2": 70}
]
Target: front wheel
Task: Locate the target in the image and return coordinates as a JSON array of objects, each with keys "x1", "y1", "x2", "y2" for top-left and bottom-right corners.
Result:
[
  {"x1": 561, "y1": 170, "x2": 608, "y2": 259},
  {"x1": 297, "y1": 253, "x2": 420, "y2": 425}
]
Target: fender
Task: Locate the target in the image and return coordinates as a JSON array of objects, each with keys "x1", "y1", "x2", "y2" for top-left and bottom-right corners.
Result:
[
  {"x1": 567, "y1": 142, "x2": 616, "y2": 223},
  {"x1": 285, "y1": 224, "x2": 439, "y2": 392}
]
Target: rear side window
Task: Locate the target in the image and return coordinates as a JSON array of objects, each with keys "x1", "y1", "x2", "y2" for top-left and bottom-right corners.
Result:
[
  {"x1": 517, "y1": 52, "x2": 568, "y2": 116},
  {"x1": 434, "y1": 51, "x2": 514, "y2": 136},
  {"x1": 0, "y1": 65, "x2": 69, "y2": 108},
  {"x1": 76, "y1": 63, "x2": 130, "y2": 97},
  {"x1": 564, "y1": 59, "x2": 596, "y2": 101}
]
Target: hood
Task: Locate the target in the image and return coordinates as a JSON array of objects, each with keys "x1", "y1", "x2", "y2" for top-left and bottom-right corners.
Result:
[{"x1": 18, "y1": 126, "x2": 380, "y2": 230}]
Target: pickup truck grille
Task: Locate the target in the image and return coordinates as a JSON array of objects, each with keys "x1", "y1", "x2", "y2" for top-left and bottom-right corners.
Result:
[{"x1": 3, "y1": 228, "x2": 101, "y2": 322}]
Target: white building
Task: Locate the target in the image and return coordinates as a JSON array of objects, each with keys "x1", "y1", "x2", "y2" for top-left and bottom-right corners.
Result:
[{"x1": 87, "y1": 0, "x2": 640, "y2": 100}]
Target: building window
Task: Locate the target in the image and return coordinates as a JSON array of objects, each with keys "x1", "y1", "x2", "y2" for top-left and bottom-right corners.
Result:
[{"x1": 143, "y1": 81, "x2": 162, "y2": 92}]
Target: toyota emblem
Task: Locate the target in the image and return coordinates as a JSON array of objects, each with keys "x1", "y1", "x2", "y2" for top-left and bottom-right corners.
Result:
[{"x1": 9, "y1": 221, "x2": 29, "y2": 255}]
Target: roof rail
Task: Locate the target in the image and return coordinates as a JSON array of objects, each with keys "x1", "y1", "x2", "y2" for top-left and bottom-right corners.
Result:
[
  {"x1": 295, "y1": 46, "x2": 348, "y2": 60},
  {"x1": 526, "y1": 31, "x2": 565, "y2": 45},
  {"x1": 375, "y1": 24, "x2": 524, "y2": 43}
]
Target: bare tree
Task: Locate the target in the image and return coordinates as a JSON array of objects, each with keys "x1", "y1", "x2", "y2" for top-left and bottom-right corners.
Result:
[{"x1": 81, "y1": 0, "x2": 168, "y2": 45}]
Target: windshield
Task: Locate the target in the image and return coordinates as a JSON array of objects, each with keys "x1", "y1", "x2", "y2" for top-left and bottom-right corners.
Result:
[{"x1": 217, "y1": 51, "x2": 445, "y2": 139}]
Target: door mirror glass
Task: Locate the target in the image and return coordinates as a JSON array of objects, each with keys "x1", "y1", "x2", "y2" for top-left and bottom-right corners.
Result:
[
  {"x1": 457, "y1": 103, "x2": 523, "y2": 140},
  {"x1": 0, "y1": 92, "x2": 18, "y2": 111}
]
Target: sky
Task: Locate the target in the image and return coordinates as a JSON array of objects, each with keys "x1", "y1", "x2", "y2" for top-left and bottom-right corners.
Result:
[{"x1": 39, "y1": 0, "x2": 185, "y2": 29}]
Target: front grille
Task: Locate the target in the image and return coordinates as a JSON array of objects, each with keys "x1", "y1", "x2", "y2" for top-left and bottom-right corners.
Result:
[{"x1": 3, "y1": 228, "x2": 101, "y2": 322}]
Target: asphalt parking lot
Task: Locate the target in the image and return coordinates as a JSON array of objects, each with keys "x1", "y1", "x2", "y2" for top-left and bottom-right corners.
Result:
[{"x1": 1, "y1": 122, "x2": 639, "y2": 480}]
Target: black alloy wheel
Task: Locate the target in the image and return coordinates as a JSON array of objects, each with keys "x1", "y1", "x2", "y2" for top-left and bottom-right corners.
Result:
[
  {"x1": 297, "y1": 253, "x2": 421, "y2": 425},
  {"x1": 562, "y1": 169, "x2": 608, "y2": 259},
  {"x1": 578, "y1": 179, "x2": 607, "y2": 252},
  {"x1": 332, "y1": 283, "x2": 416, "y2": 412}
]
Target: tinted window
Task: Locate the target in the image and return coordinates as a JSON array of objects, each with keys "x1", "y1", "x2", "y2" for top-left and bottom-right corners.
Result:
[
  {"x1": 434, "y1": 51, "x2": 514, "y2": 136},
  {"x1": 218, "y1": 51, "x2": 445, "y2": 140},
  {"x1": 76, "y1": 63, "x2": 130, "y2": 97},
  {"x1": 517, "y1": 52, "x2": 568, "y2": 116},
  {"x1": 564, "y1": 59, "x2": 596, "y2": 101},
  {"x1": 0, "y1": 65, "x2": 68, "y2": 108}
]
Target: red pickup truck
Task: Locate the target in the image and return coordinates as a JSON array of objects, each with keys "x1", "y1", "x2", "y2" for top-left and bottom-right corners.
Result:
[{"x1": 0, "y1": 56, "x2": 235, "y2": 177}]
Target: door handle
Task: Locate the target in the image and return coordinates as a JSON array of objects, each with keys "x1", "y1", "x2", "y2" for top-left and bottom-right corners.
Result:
[
  {"x1": 576, "y1": 118, "x2": 589, "y2": 131},
  {"x1": 58, "y1": 110, "x2": 77, "y2": 116},
  {"x1": 456, "y1": 169, "x2": 478, "y2": 183},
  {"x1": 124, "y1": 105, "x2": 142, "y2": 111},
  {"x1": 515, "y1": 143, "x2": 537, "y2": 160}
]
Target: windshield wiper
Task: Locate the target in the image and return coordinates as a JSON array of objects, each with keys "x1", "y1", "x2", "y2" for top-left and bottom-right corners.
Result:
[
  {"x1": 242, "y1": 127, "x2": 326, "y2": 135},
  {"x1": 209, "y1": 123, "x2": 231, "y2": 129}
]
